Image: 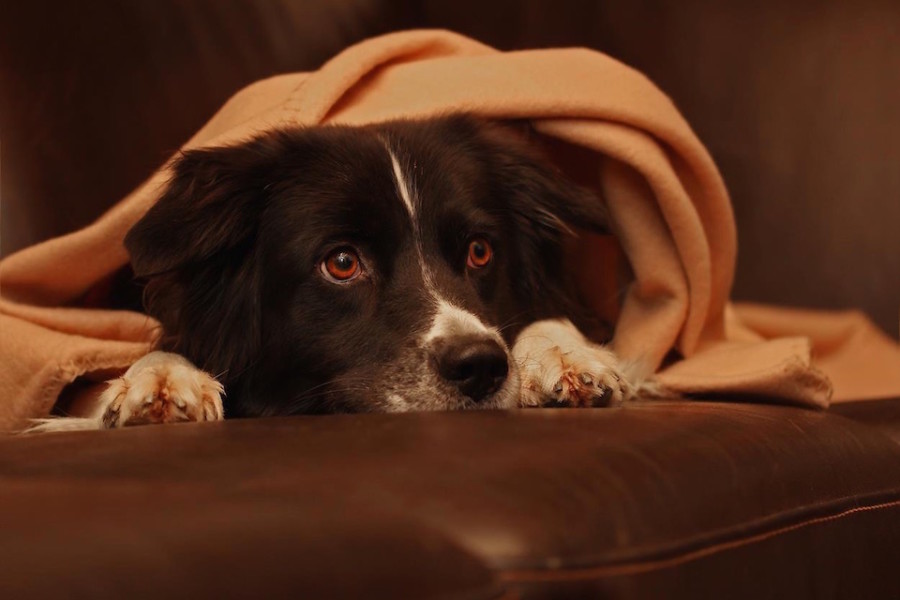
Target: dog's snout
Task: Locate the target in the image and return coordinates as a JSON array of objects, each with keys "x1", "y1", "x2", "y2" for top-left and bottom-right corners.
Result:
[{"x1": 435, "y1": 337, "x2": 509, "y2": 402}]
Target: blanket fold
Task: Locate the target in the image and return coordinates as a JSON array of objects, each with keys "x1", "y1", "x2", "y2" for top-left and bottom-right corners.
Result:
[{"x1": 2, "y1": 30, "x2": 898, "y2": 431}]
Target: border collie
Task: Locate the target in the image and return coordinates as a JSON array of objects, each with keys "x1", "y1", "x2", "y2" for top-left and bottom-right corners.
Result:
[{"x1": 35, "y1": 115, "x2": 643, "y2": 431}]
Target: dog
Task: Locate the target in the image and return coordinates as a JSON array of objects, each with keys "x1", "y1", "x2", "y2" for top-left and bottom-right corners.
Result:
[{"x1": 33, "y1": 114, "x2": 648, "y2": 432}]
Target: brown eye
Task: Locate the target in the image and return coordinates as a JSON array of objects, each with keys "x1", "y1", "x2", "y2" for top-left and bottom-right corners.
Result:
[
  {"x1": 466, "y1": 238, "x2": 493, "y2": 269},
  {"x1": 321, "y1": 249, "x2": 362, "y2": 282}
]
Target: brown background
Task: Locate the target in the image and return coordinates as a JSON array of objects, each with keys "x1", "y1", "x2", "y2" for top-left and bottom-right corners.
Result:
[{"x1": 2, "y1": 0, "x2": 898, "y2": 335}]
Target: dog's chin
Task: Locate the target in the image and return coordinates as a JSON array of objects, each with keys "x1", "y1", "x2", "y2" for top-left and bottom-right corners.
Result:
[{"x1": 379, "y1": 364, "x2": 521, "y2": 413}]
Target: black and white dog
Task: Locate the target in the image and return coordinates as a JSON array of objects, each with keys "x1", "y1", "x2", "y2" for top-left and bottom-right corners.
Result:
[{"x1": 40, "y1": 115, "x2": 647, "y2": 430}]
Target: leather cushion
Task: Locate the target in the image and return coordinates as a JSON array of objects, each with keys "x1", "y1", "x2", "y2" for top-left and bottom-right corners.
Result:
[{"x1": 2, "y1": 401, "x2": 899, "y2": 598}]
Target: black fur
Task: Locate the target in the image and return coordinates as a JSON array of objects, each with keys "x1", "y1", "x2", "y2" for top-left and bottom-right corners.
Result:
[{"x1": 125, "y1": 115, "x2": 609, "y2": 417}]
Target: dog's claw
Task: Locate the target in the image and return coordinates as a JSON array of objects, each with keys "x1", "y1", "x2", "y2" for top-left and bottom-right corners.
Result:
[
  {"x1": 591, "y1": 386, "x2": 613, "y2": 407},
  {"x1": 101, "y1": 404, "x2": 121, "y2": 428}
]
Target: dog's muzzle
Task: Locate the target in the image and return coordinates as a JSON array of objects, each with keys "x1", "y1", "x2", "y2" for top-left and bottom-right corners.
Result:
[{"x1": 433, "y1": 335, "x2": 509, "y2": 403}]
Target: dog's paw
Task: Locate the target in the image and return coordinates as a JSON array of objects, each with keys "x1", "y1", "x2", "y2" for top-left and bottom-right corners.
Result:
[
  {"x1": 99, "y1": 352, "x2": 224, "y2": 428},
  {"x1": 513, "y1": 319, "x2": 633, "y2": 408}
]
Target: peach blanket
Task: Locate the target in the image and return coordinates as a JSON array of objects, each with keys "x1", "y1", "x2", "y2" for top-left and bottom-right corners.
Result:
[{"x1": 2, "y1": 30, "x2": 898, "y2": 431}]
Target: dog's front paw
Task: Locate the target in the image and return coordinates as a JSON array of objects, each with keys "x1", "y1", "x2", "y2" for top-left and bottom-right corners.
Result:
[
  {"x1": 513, "y1": 319, "x2": 633, "y2": 408},
  {"x1": 100, "y1": 352, "x2": 224, "y2": 428}
]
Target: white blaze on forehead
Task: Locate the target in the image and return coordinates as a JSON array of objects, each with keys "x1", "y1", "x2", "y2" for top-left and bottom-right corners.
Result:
[
  {"x1": 385, "y1": 140, "x2": 436, "y2": 291},
  {"x1": 388, "y1": 148, "x2": 415, "y2": 218},
  {"x1": 425, "y1": 298, "x2": 500, "y2": 344},
  {"x1": 383, "y1": 140, "x2": 503, "y2": 348}
]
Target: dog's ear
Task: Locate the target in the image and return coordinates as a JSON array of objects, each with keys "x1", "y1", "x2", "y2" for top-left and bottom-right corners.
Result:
[
  {"x1": 124, "y1": 133, "x2": 293, "y2": 387},
  {"x1": 506, "y1": 157, "x2": 609, "y2": 238},
  {"x1": 482, "y1": 121, "x2": 613, "y2": 335},
  {"x1": 125, "y1": 138, "x2": 280, "y2": 277},
  {"x1": 481, "y1": 121, "x2": 610, "y2": 238}
]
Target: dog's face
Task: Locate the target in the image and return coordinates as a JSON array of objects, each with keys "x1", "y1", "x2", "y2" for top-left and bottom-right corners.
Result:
[{"x1": 125, "y1": 115, "x2": 608, "y2": 416}]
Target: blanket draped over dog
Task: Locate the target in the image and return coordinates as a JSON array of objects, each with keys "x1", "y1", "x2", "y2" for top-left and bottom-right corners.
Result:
[{"x1": 2, "y1": 30, "x2": 898, "y2": 431}]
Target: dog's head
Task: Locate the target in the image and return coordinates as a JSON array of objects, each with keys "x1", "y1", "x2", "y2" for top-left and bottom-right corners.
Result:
[{"x1": 125, "y1": 115, "x2": 609, "y2": 416}]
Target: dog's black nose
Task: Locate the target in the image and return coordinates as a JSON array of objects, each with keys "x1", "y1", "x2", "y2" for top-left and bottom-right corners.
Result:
[{"x1": 435, "y1": 337, "x2": 509, "y2": 402}]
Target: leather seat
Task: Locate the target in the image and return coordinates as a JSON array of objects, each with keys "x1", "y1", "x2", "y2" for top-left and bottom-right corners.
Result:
[{"x1": 2, "y1": 401, "x2": 899, "y2": 598}]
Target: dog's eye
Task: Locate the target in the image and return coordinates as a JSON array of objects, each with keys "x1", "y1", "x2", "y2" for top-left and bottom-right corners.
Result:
[
  {"x1": 466, "y1": 238, "x2": 493, "y2": 269},
  {"x1": 321, "y1": 249, "x2": 362, "y2": 283}
]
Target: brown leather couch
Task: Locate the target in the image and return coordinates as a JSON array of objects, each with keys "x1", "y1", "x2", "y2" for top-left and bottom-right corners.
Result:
[{"x1": 2, "y1": 2, "x2": 899, "y2": 598}]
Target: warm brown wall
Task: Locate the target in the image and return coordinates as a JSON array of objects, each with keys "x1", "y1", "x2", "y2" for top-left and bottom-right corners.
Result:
[{"x1": 0, "y1": 0, "x2": 403, "y2": 255}]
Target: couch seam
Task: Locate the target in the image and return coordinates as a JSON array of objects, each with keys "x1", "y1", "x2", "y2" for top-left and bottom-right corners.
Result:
[{"x1": 498, "y1": 493, "x2": 900, "y2": 582}]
